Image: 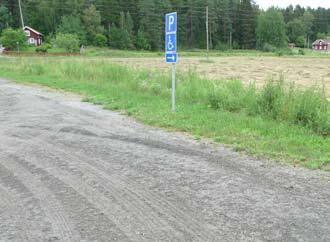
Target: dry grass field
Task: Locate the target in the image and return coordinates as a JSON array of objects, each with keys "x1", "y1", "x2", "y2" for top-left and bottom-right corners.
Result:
[{"x1": 107, "y1": 56, "x2": 330, "y2": 96}]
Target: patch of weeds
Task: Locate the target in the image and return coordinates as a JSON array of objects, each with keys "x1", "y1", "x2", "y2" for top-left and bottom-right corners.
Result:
[
  {"x1": 208, "y1": 77, "x2": 329, "y2": 136},
  {"x1": 194, "y1": 135, "x2": 201, "y2": 141}
]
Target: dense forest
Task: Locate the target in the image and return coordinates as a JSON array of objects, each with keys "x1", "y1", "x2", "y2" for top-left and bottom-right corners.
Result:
[{"x1": 0, "y1": 0, "x2": 329, "y2": 50}]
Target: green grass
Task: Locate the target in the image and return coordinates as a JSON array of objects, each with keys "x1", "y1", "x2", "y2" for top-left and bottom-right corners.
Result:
[{"x1": 0, "y1": 57, "x2": 329, "y2": 170}]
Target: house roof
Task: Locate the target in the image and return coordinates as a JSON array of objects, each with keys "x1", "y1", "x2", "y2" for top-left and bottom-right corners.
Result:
[
  {"x1": 312, "y1": 39, "x2": 321, "y2": 45},
  {"x1": 312, "y1": 39, "x2": 330, "y2": 45},
  {"x1": 23, "y1": 26, "x2": 43, "y2": 36}
]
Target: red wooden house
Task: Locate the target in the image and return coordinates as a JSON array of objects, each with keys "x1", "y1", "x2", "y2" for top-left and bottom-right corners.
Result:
[
  {"x1": 312, "y1": 38, "x2": 330, "y2": 51},
  {"x1": 23, "y1": 26, "x2": 43, "y2": 46},
  {"x1": 288, "y1": 43, "x2": 295, "y2": 49}
]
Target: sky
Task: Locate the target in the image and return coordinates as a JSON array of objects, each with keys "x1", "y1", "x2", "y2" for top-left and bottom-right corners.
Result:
[{"x1": 255, "y1": 0, "x2": 330, "y2": 9}]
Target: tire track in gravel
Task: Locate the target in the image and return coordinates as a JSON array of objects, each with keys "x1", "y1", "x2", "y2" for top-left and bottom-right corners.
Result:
[
  {"x1": 0, "y1": 184, "x2": 29, "y2": 242},
  {"x1": 0, "y1": 155, "x2": 82, "y2": 242},
  {"x1": 45, "y1": 138, "x2": 222, "y2": 241},
  {"x1": 3, "y1": 154, "x2": 131, "y2": 242},
  {"x1": 5, "y1": 117, "x2": 221, "y2": 241},
  {"x1": 2, "y1": 139, "x2": 177, "y2": 241},
  {"x1": 10, "y1": 135, "x2": 218, "y2": 241},
  {"x1": 0, "y1": 164, "x2": 57, "y2": 242},
  {"x1": 13, "y1": 150, "x2": 168, "y2": 241}
]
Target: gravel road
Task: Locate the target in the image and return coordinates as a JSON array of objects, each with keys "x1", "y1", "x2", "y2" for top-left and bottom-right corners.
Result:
[{"x1": 0, "y1": 79, "x2": 329, "y2": 242}]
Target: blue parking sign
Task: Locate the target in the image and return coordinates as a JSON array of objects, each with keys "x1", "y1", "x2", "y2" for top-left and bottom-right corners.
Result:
[
  {"x1": 165, "y1": 12, "x2": 177, "y2": 63},
  {"x1": 165, "y1": 12, "x2": 178, "y2": 112}
]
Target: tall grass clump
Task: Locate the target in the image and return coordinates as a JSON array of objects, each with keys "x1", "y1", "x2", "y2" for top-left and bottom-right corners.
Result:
[
  {"x1": 208, "y1": 79, "x2": 257, "y2": 112},
  {"x1": 178, "y1": 71, "x2": 214, "y2": 103},
  {"x1": 20, "y1": 61, "x2": 46, "y2": 75},
  {"x1": 208, "y1": 78, "x2": 329, "y2": 136},
  {"x1": 293, "y1": 89, "x2": 329, "y2": 135}
]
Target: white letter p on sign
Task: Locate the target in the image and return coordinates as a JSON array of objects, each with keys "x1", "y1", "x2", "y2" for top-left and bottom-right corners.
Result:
[{"x1": 169, "y1": 16, "x2": 174, "y2": 31}]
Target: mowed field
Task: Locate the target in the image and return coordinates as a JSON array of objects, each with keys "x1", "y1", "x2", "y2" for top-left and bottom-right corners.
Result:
[{"x1": 106, "y1": 56, "x2": 330, "y2": 95}]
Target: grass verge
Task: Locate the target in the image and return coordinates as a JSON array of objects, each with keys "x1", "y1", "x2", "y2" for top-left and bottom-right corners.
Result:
[{"x1": 0, "y1": 57, "x2": 329, "y2": 170}]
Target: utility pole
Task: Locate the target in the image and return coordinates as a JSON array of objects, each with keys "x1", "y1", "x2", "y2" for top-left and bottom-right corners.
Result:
[
  {"x1": 307, "y1": 35, "x2": 310, "y2": 49},
  {"x1": 18, "y1": 0, "x2": 25, "y2": 28},
  {"x1": 206, "y1": 6, "x2": 209, "y2": 61},
  {"x1": 230, "y1": 31, "x2": 232, "y2": 50}
]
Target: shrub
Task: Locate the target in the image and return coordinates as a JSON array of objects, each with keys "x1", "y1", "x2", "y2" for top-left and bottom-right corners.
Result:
[
  {"x1": 95, "y1": 33, "x2": 107, "y2": 47},
  {"x1": 0, "y1": 28, "x2": 27, "y2": 50},
  {"x1": 36, "y1": 43, "x2": 52, "y2": 53},
  {"x1": 276, "y1": 48, "x2": 293, "y2": 56},
  {"x1": 298, "y1": 49, "x2": 305, "y2": 55},
  {"x1": 55, "y1": 33, "x2": 80, "y2": 53},
  {"x1": 232, "y1": 41, "x2": 240, "y2": 50},
  {"x1": 295, "y1": 36, "x2": 305, "y2": 48},
  {"x1": 262, "y1": 43, "x2": 276, "y2": 52},
  {"x1": 136, "y1": 29, "x2": 150, "y2": 50},
  {"x1": 215, "y1": 42, "x2": 230, "y2": 51}
]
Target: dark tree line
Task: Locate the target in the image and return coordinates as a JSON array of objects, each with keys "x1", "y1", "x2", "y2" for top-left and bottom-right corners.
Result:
[{"x1": 0, "y1": 0, "x2": 329, "y2": 50}]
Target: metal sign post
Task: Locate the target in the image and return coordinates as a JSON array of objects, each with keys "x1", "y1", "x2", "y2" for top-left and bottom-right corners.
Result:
[
  {"x1": 165, "y1": 12, "x2": 178, "y2": 112},
  {"x1": 171, "y1": 63, "x2": 176, "y2": 111}
]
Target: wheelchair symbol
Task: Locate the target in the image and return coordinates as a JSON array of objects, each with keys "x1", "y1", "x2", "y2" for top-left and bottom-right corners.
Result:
[
  {"x1": 166, "y1": 34, "x2": 176, "y2": 52},
  {"x1": 167, "y1": 36, "x2": 174, "y2": 51}
]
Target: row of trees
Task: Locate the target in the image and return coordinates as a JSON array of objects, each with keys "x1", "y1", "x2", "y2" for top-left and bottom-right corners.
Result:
[{"x1": 0, "y1": 0, "x2": 329, "y2": 50}]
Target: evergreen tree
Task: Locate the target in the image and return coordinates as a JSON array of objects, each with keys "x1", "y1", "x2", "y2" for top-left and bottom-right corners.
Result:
[
  {"x1": 287, "y1": 18, "x2": 306, "y2": 44},
  {"x1": 136, "y1": 28, "x2": 150, "y2": 50},
  {"x1": 82, "y1": 5, "x2": 104, "y2": 44},
  {"x1": 256, "y1": 8, "x2": 287, "y2": 48},
  {"x1": 238, "y1": 0, "x2": 258, "y2": 49},
  {"x1": 57, "y1": 15, "x2": 87, "y2": 44},
  {"x1": 0, "y1": 5, "x2": 11, "y2": 33},
  {"x1": 126, "y1": 12, "x2": 134, "y2": 41},
  {"x1": 109, "y1": 12, "x2": 133, "y2": 49}
]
